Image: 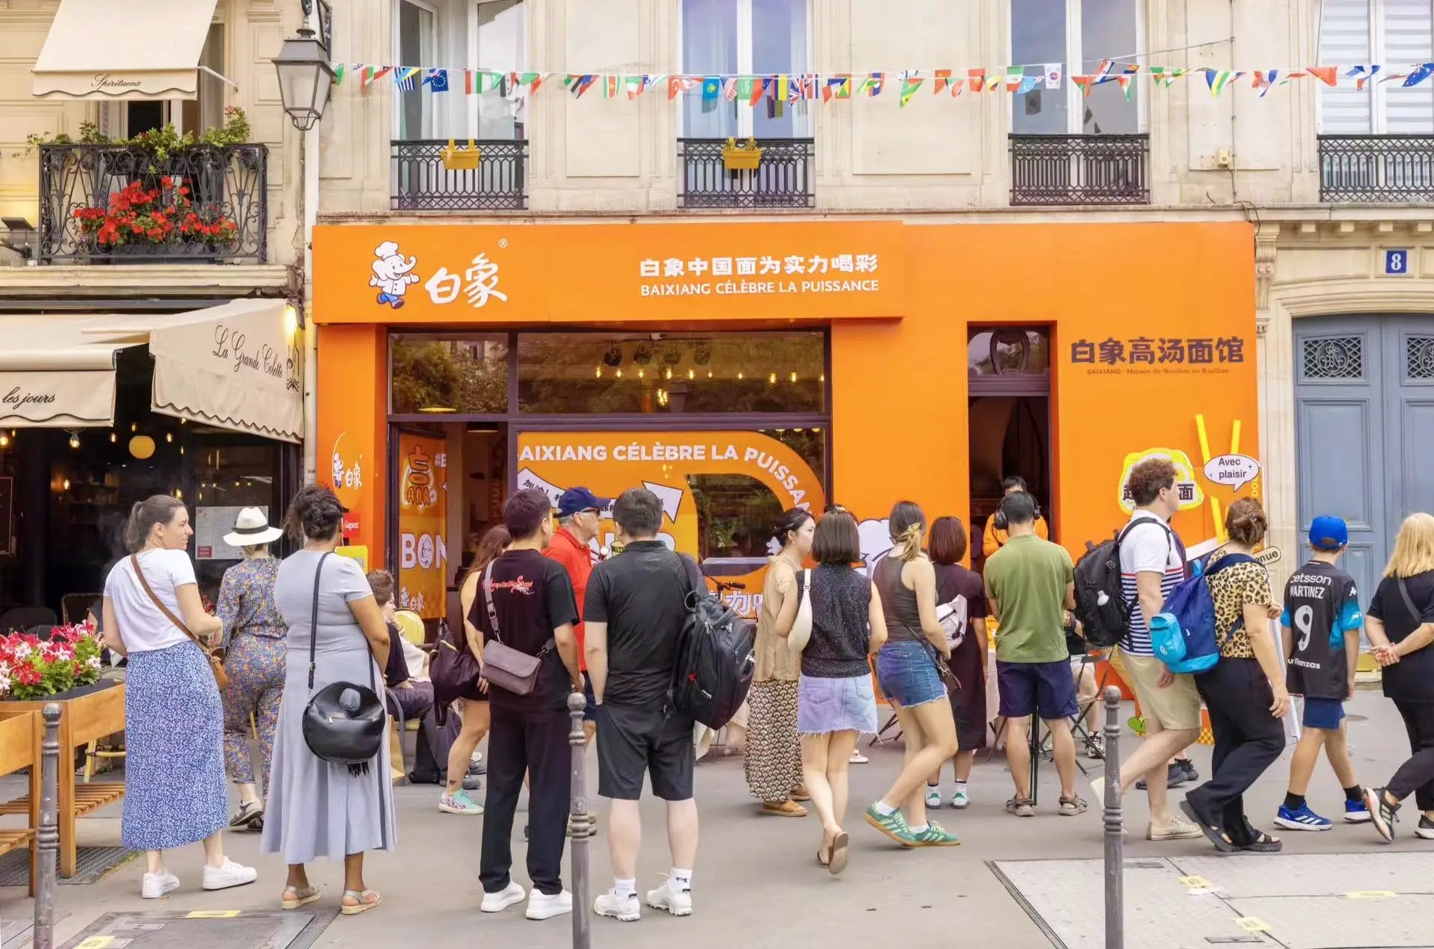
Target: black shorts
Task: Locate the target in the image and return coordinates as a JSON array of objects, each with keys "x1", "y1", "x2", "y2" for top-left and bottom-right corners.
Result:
[{"x1": 595, "y1": 703, "x2": 694, "y2": 802}]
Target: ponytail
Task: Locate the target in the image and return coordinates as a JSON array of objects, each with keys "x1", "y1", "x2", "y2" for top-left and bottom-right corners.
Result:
[
  {"x1": 124, "y1": 496, "x2": 185, "y2": 553},
  {"x1": 887, "y1": 500, "x2": 927, "y2": 562}
]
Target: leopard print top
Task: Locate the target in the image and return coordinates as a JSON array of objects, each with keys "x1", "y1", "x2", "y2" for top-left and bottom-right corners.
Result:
[{"x1": 1205, "y1": 548, "x2": 1273, "y2": 659}]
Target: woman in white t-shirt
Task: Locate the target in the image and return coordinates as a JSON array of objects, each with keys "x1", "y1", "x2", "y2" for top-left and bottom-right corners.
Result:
[{"x1": 102, "y1": 496, "x2": 258, "y2": 900}]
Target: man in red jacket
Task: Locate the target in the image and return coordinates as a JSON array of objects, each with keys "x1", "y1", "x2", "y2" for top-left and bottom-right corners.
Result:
[{"x1": 545, "y1": 486, "x2": 610, "y2": 744}]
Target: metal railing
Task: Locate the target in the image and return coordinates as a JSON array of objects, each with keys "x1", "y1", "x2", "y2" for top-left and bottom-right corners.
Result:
[
  {"x1": 1319, "y1": 135, "x2": 1434, "y2": 203},
  {"x1": 37, "y1": 143, "x2": 268, "y2": 264},
  {"x1": 391, "y1": 139, "x2": 528, "y2": 211},
  {"x1": 678, "y1": 138, "x2": 816, "y2": 210},
  {"x1": 1009, "y1": 134, "x2": 1150, "y2": 206}
]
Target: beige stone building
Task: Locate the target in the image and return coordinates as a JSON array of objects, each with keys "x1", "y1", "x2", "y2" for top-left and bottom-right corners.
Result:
[{"x1": 0, "y1": 0, "x2": 1431, "y2": 612}]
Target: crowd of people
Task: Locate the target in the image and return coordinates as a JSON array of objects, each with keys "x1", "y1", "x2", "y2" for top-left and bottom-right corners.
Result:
[{"x1": 91, "y1": 462, "x2": 1434, "y2": 919}]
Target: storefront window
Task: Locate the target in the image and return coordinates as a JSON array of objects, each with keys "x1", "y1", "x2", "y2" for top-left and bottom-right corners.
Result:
[
  {"x1": 517, "y1": 331, "x2": 825, "y2": 414},
  {"x1": 968, "y1": 328, "x2": 1050, "y2": 376},
  {"x1": 390, "y1": 334, "x2": 508, "y2": 415},
  {"x1": 692, "y1": 426, "x2": 825, "y2": 562},
  {"x1": 191, "y1": 441, "x2": 281, "y2": 595}
]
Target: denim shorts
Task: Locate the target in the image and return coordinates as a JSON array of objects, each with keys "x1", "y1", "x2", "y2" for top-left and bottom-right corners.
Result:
[
  {"x1": 875, "y1": 640, "x2": 946, "y2": 708},
  {"x1": 798, "y1": 674, "x2": 879, "y2": 735}
]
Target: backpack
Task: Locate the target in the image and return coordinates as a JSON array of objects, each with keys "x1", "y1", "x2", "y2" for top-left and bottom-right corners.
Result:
[
  {"x1": 1157, "y1": 553, "x2": 1257, "y2": 674},
  {"x1": 1073, "y1": 518, "x2": 1178, "y2": 648},
  {"x1": 669, "y1": 557, "x2": 757, "y2": 730},
  {"x1": 935, "y1": 591, "x2": 968, "y2": 649}
]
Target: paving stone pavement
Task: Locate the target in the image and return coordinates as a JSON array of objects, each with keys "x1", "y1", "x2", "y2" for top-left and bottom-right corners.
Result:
[{"x1": 0, "y1": 692, "x2": 1429, "y2": 949}]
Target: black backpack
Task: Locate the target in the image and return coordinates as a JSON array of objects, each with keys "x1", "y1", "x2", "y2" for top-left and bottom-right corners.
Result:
[
  {"x1": 1072, "y1": 519, "x2": 1176, "y2": 648},
  {"x1": 669, "y1": 559, "x2": 756, "y2": 730}
]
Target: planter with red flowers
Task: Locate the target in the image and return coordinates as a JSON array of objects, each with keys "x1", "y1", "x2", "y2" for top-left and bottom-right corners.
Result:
[
  {"x1": 71, "y1": 176, "x2": 241, "y2": 264},
  {"x1": 0, "y1": 624, "x2": 105, "y2": 702}
]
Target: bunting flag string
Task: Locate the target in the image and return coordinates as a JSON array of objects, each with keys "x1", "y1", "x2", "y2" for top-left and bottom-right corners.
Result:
[{"x1": 332, "y1": 62, "x2": 1434, "y2": 103}]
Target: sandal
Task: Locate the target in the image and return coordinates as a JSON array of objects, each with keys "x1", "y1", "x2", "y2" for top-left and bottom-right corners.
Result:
[
  {"x1": 281, "y1": 885, "x2": 320, "y2": 911},
  {"x1": 340, "y1": 889, "x2": 381, "y2": 916},
  {"x1": 828, "y1": 831, "x2": 850, "y2": 876},
  {"x1": 816, "y1": 846, "x2": 830, "y2": 868},
  {"x1": 1238, "y1": 832, "x2": 1282, "y2": 854},
  {"x1": 1179, "y1": 800, "x2": 1238, "y2": 854},
  {"x1": 1006, "y1": 796, "x2": 1035, "y2": 817}
]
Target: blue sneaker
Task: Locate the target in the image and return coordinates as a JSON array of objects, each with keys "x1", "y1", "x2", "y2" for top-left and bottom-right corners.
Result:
[
  {"x1": 1344, "y1": 798, "x2": 1372, "y2": 823},
  {"x1": 1274, "y1": 803, "x2": 1332, "y2": 831}
]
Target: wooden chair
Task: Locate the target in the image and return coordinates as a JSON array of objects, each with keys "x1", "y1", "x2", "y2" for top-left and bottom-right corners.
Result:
[
  {"x1": 61, "y1": 593, "x2": 103, "y2": 627},
  {"x1": 0, "y1": 711, "x2": 40, "y2": 896}
]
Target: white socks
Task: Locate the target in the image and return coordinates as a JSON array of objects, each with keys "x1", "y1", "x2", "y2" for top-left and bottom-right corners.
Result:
[
  {"x1": 670, "y1": 868, "x2": 692, "y2": 892},
  {"x1": 613, "y1": 878, "x2": 636, "y2": 901},
  {"x1": 873, "y1": 800, "x2": 897, "y2": 816}
]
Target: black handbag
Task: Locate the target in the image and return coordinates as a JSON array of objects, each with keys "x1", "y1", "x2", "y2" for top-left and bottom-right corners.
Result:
[{"x1": 301, "y1": 552, "x2": 388, "y2": 775}]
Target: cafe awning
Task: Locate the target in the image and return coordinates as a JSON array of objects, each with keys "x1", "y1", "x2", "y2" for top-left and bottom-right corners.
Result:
[
  {"x1": 0, "y1": 300, "x2": 303, "y2": 442},
  {"x1": 32, "y1": 0, "x2": 222, "y2": 101}
]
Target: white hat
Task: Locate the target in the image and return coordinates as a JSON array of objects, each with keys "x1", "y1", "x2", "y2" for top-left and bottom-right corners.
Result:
[{"x1": 223, "y1": 507, "x2": 284, "y2": 548}]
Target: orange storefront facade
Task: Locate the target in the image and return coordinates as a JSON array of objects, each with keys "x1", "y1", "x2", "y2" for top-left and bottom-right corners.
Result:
[{"x1": 311, "y1": 219, "x2": 1260, "y2": 622}]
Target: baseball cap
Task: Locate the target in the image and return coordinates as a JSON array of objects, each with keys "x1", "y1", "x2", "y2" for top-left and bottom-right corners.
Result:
[
  {"x1": 1308, "y1": 515, "x2": 1348, "y2": 551},
  {"x1": 557, "y1": 486, "x2": 611, "y2": 519}
]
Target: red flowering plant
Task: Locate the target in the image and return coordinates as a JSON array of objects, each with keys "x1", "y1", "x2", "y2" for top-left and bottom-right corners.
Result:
[
  {"x1": 72, "y1": 176, "x2": 238, "y2": 249},
  {"x1": 0, "y1": 624, "x2": 104, "y2": 701}
]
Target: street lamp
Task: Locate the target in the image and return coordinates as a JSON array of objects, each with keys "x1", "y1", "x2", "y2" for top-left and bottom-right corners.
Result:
[
  {"x1": 271, "y1": 14, "x2": 333, "y2": 484},
  {"x1": 272, "y1": 27, "x2": 333, "y2": 132}
]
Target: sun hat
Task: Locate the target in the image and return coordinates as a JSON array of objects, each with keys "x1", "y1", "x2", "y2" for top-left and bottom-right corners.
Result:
[{"x1": 223, "y1": 507, "x2": 284, "y2": 548}]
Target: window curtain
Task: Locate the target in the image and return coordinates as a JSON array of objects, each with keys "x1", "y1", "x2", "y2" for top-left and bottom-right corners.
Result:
[
  {"x1": 1382, "y1": 0, "x2": 1433, "y2": 134},
  {"x1": 1079, "y1": 0, "x2": 1139, "y2": 134},
  {"x1": 397, "y1": 1, "x2": 434, "y2": 139},
  {"x1": 1011, "y1": 0, "x2": 1067, "y2": 134},
  {"x1": 1319, "y1": 0, "x2": 1375, "y2": 133},
  {"x1": 475, "y1": 0, "x2": 526, "y2": 140},
  {"x1": 682, "y1": 0, "x2": 738, "y2": 137},
  {"x1": 752, "y1": 0, "x2": 808, "y2": 137}
]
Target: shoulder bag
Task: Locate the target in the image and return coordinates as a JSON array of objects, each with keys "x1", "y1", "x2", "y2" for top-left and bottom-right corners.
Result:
[
  {"x1": 128, "y1": 554, "x2": 229, "y2": 689},
  {"x1": 478, "y1": 561, "x2": 554, "y2": 696},
  {"x1": 1398, "y1": 577, "x2": 1421, "y2": 626},
  {"x1": 300, "y1": 552, "x2": 387, "y2": 774},
  {"x1": 786, "y1": 567, "x2": 813, "y2": 656},
  {"x1": 430, "y1": 618, "x2": 482, "y2": 707}
]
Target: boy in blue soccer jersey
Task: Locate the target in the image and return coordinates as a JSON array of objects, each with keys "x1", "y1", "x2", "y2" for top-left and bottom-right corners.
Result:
[{"x1": 1274, "y1": 516, "x2": 1370, "y2": 830}]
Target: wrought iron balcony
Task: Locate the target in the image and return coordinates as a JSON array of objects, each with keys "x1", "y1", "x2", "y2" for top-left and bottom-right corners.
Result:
[
  {"x1": 37, "y1": 142, "x2": 268, "y2": 264},
  {"x1": 678, "y1": 138, "x2": 815, "y2": 210},
  {"x1": 1319, "y1": 135, "x2": 1434, "y2": 203},
  {"x1": 391, "y1": 139, "x2": 528, "y2": 211},
  {"x1": 1009, "y1": 134, "x2": 1150, "y2": 206}
]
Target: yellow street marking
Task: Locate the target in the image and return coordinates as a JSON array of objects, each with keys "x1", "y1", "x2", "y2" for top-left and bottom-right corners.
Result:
[
  {"x1": 186, "y1": 910, "x2": 241, "y2": 918},
  {"x1": 76, "y1": 939, "x2": 114, "y2": 949},
  {"x1": 1180, "y1": 876, "x2": 1211, "y2": 888},
  {"x1": 1346, "y1": 890, "x2": 1398, "y2": 899},
  {"x1": 1235, "y1": 918, "x2": 1270, "y2": 933}
]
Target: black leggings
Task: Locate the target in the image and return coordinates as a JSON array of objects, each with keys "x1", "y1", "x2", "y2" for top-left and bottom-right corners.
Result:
[
  {"x1": 1187, "y1": 658, "x2": 1285, "y2": 843},
  {"x1": 1388, "y1": 700, "x2": 1434, "y2": 811}
]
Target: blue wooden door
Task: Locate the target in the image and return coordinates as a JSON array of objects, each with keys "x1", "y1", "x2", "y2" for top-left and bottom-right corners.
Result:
[
  {"x1": 1389, "y1": 319, "x2": 1434, "y2": 535},
  {"x1": 1293, "y1": 318, "x2": 1385, "y2": 603}
]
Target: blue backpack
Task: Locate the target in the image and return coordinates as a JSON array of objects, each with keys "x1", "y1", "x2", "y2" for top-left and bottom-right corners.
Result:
[{"x1": 1150, "y1": 553, "x2": 1257, "y2": 674}]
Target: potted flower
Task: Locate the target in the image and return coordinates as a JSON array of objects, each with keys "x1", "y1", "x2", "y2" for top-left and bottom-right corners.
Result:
[
  {"x1": 71, "y1": 176, "x2": 239, "y2": 262},
  {"x1": 0, "y1": 624, "x2": 104, "y2": 702}
]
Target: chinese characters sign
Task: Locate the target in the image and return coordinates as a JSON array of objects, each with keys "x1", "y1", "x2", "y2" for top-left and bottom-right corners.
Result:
[
  {"x1": 398, "y1": 432, "x2": 448, "y2": 619},
  {"x1": 639, "y1": 252, "x2": 881, "y2": 297},
  {"x1": 370, "y1": 239, "x2": 506, "y2": 312},
  {"x1": 1069, "y1": 336, "x2": 1245, "y2": 373},
  {"x1": 1117, "y1": 448, "x2": 1204, "y2": 514}
]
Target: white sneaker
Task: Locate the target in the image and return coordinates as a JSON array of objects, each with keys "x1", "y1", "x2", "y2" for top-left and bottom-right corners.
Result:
[
  {"x1": 924, "y1": 786, "x2": 942, "y2": 808},
  {"x1": 593, "y1": 889, "x2": 641, "y2": 922},
  {"x1": 481, "y1": 881, "x2": 526, "y2": 913},
  {"x1": 526, "y1": 889, "x2": 573, "y2": 920},
  {"x1": 141, "y1": 870, "x2": 180, "y2": 899},
  {"x1": 950, "y1": 787, "x2": 970, "y2": 809},
  {"x1": 646, "y1": 879, "x2": 692, "y2": 917},
  {"x1": 201, "y1": 859, "x2": 257, "y2": 891}
]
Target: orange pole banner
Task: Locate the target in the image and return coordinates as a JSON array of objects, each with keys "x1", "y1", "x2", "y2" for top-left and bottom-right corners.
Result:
[{"x1": 396, "y1": 432, "x2": 448, "y2": 618}]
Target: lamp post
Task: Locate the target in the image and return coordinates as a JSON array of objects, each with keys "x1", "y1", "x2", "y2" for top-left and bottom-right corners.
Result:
[{"x1": 272, "y1": 12, "x2": 333, "y2": 483}]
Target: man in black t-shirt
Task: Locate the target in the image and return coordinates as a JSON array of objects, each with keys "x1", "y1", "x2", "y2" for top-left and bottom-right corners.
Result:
[
  {"x1": 585, "y1": 488, "x2": 698, "y2": 922},
  {"x1": 471, "y1": 488, "x2": 581, "y2": 922},
  {"x1": 1274, "y1": 516, "x2": 1367, "y2": 832}
]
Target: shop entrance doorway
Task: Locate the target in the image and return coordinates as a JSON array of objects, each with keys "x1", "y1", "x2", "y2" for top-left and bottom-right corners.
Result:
[{"x1": 967, "y1": 327, "x2": 1052, "y2": 571}]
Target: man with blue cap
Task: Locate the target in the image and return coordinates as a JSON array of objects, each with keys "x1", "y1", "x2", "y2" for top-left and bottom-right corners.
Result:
[
  {"x1": 1274, "y1": 515, "x2": 1369, "y2": 830},
  {"x1": 545, "y1": 486, "x2": 612, "y2": 744}
]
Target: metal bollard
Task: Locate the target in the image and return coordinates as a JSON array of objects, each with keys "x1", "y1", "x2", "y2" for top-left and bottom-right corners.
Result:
[
  {"x1": 566, "y1": 692, "x2": 592, "y2": 949},
  {"x1": 34, "y1": 703, "x2": 60, "y2": 949},
  {"x1": 1101, "y1": 687, "x2": 1124, "y2": 949}
]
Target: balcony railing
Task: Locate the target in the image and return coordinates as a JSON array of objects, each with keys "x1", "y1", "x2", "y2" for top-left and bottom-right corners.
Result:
[
  {"x1": 1009, "y1": 134, "x2": 1150, "y2": 206},
  {"x1": 1319, "y1": 135, "x2": 1434, "y2": 203},
  {"x1": 38, "y1": 142, "x2": 268, "y2": 264},
  {"x1": 678, "y1": 138, "x2": 815, "y2": 210},
  {"x1": 391, "y1": 139, "x2": 527, "y2": 211}
]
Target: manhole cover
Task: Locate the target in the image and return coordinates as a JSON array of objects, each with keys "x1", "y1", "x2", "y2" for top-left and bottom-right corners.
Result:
[{"x1": 57, "y1": 911, "x2": 335, "y2": 949}]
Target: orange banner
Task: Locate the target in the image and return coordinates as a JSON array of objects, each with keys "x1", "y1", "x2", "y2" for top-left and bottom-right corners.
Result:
[
  {"x1": 397, "y1": 432, "x2": 448, "y2": 619},
  {"x1": 515, "y1": 430, "x2": 826, "y2": 618},
  {"x1": 312, "y1": 222, "x2": 906, "y2": 326}
]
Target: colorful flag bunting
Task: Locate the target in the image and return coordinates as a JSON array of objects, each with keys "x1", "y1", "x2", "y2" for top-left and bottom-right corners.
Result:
[
  {"x1": 701, "y1": 76, "x2": 721, "y2": 100},
  {"x1": 1003, "y1": 67, "x2": 1024, "y2": 93},
  {"x1": 1072, "y1": 75, "x2": 1093, "y2": 97},
  {"x1": 1044, "y1": 63, "x2": 1062, "y2": 89},
  {"x1": 932, "y1": 69, "x2": 952, "y2": 94},
  {"x1": 1307, "y1": 66, "x2": 1338, "y2": 86},
  {"x1": 395, "y1": 67, "x2": 420, "y2": 91},
  {"x1": 1347, "y1": 65, "x2": 1380, "y2": 91},
  {"x1": 859, "y1": 72, "x2": 885, "y2": 96},
  {"x1": 966, "y1": 68, "x2": 987, "y2": 93},
  {"x1": 824, "y1": 75, "x2": 851, "y2": 100},
  {"x1": 667, "y1": 75, "x2": 698, "y2": 99},
  {"x1": 1114, "y1": 74, "x2": 1133, "y2": 100},
  {"x1": 723, "y1": 77, "x2": 738, "y2": 100},
  {"x1": 332, "y1": 63, "x2": 346, "y2": 85},
  {"x1": 423, "y1": 68, "x2": 449, "y2": 92},
  {"x1": 1404, "y1": 63, "x2": 1434, "y2": 86},
  {"x1": 1094, "y1": 59, "x2": 1115, "y2": 83},
  {"x1": 564, "y1": 74, "x2": 596, "y2": 98},
  {"x1": 898, "y1": 71, "x2": 923, "y2": 106}
]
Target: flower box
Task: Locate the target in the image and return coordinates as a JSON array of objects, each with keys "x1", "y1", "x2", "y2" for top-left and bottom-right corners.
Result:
[{"x1": 0, "y1": 625, "x2": 105, "y2": 702}]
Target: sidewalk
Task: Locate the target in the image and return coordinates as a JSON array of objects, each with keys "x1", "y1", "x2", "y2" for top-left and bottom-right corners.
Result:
[{"x1": 1, "y1": 691, "x2": 1427, "y2": 949}]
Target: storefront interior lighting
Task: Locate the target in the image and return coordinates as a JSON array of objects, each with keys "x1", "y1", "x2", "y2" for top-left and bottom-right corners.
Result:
[
  {"x1": 62, "y1": 478, "x2": 70, "y2": 492},
  {"x1": 687, "y1": 368, "x2": 695, "y2": 380},
  {"x1": 768, "y1": 373, "x2": 777, "y2": 385},
  {"x1": 664, "y1": 367, "x2": 673, "y2": 380},
  {"x1": 67, "y1": 431, "x2": 80, "y2": 449},
  {"x1": 165, "y1": 432, "x2": 173, "y2": 443},
  {"x1": 789, "y1": 372, "x2": 798, "y2": 383},
  {"x1": 616, "y1": 369, "x2": 623, "y2": 378},
  {"x1": 637, "y1": 368, "x2": 645, "y2": 379},
  {"x1": 595, "y1": 366, "x2": 603, "y2": 378},
  {"x1": 109, "y1": 432, "x2": 116, "y2": 444},
  {"x1": 129, "y1": 435, "x2": 156, "y2": 460},
  {"x1": 737, "y1": 372, "x2": 744, "y2": 380},
  {"x1": 0, "y1": 434, "x2": 8, "y2": 448},
  {"x1": 130, "y1": 423, "x2": 137, "y2": 433}
]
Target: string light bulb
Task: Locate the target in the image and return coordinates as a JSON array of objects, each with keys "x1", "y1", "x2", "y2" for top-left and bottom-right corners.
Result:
[
  {"x1": 165, "y1": 432, "x2": 173, "y2": 444},
  {"x1": 737, "y1": 371, "x2": 744, "y2": 380},
  {"x1": 110, "y1": 432, "x2": 117, "y2": 444},
  {"x1": 595, "y1": 366, "x2": 603, "y2": 378},
  {"x1": 707, "y1": 370, "x2": 713, "y2": 378},
  {"x1": 819, "y1": 373, "x2": 826, "y2": 383},
  {"x1": 68, "y1": 432, "x2": 80, "y2": 449},
  {"x1": 664, "y1": 367, "x2": 673, "y2": 380},
  {"x1": 0, "y1": 434, "x2": 8, "y2": 449},
  {"x1": 63, "y1": 478, "x2": 71, "y2": 491},
  {"x1": 131, "y1": 423, "x2": 137, "y2": 433},
  {"x1": 687, "y1": 368, "x2": 695, "y2": 379},
  {"x1": 768, "y1": 372, "x2": 777, "y2": 385},
  {"x1": 637, "y1": 368, "x2": 645, "y2": 379},
  {"x1": 789, "y1": 372, "x2": 798, "y2": 383},
  {"x1": 616, "y1": 368, "x2": 624, "y2": 378}
]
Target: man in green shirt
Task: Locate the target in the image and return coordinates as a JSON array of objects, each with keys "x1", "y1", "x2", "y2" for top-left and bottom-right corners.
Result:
[{"x1": 983, "y1": 491, "x2": 1084, "y2": 817}]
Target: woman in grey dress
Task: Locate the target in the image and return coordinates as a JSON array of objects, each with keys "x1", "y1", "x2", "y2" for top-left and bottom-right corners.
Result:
[{"x1": 262, "y1": 485, "x2": 396, "y2": 916}]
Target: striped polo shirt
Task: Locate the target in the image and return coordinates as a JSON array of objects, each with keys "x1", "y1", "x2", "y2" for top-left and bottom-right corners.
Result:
[{"x1": 1118, "y1": 512, "x2": 1187, "y2": 656}]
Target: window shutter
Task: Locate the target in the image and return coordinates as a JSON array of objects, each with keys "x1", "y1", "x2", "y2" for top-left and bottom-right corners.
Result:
[
  {"x1": 1381, "y1": 0, "x2": 1434, "y2": 134},
  {"x1": 1319, "y1": 0, "x2": 1374, "y2": 133}
]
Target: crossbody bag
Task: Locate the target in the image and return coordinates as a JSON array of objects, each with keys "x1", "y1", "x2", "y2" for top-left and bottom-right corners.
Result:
[
  {"x1": 478, "y1": 561, "x2": 554, "y2": 696},
  {"x1": 128, "y1": 553, "x2": 229, "y2": 689}
]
